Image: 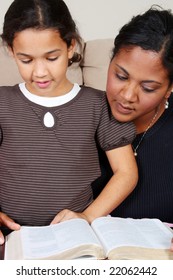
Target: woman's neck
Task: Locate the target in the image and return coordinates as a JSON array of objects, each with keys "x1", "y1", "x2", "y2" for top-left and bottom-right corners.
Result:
[{"x1": 134, "y1": 104, "x2": 165, "y2": 134}]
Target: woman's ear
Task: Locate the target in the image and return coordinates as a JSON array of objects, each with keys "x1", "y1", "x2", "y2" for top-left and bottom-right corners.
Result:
[{"x1": 165, "y1": 84, "x2": 173, "y2": 99}]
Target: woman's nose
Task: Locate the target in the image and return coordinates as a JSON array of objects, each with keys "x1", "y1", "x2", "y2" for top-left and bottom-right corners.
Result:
[{"x1": 121, "y1": 82, "x2": 138, "y2": 102}]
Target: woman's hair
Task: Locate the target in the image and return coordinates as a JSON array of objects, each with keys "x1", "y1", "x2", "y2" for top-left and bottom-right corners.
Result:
[
  {"x1": 1, "y1": 0, "x2": 81, "y2": 63},
  {"x1": 112, "y1": 5, "x2": 173, "y2": 84}
]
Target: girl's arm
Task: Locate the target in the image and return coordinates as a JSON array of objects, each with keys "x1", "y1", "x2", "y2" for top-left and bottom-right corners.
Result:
[{"x1": 51, "y1": 144, "x2": 138, "y2": 224}]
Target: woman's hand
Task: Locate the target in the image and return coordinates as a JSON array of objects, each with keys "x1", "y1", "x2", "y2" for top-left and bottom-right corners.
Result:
[
  {"x1": 0, "y1": 212, "x2": 20, "y2": 245},
  {"x1": 50, "y1": 209, "x2": 88, "y2": 225}
]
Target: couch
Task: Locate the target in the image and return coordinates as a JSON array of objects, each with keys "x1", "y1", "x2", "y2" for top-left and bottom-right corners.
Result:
[{"x1": 0, "y1": 38, "x2": 114, "y2": 90}]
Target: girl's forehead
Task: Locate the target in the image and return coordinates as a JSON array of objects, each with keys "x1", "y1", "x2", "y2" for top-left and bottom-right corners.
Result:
[
  {"x1": 12, "y1": 28, "x2": 65, "y2": 52},
  {"x1": 14, "y1": 28, "x2": 60, "y2": 41}
]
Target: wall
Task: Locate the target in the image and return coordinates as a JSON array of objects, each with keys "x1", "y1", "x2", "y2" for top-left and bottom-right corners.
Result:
[{"x1": 0, "y1": 0, "x2": 173, "y2": 41}]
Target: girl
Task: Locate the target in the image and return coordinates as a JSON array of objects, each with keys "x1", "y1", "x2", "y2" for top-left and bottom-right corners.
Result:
[{"x1": 0, "y1": 0, "x2": 138, "y2": 244}]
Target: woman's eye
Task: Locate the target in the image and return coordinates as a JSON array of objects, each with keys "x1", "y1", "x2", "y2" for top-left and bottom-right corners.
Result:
[
  {"x1": 47, "y1": 57, "x2": 58, "y2": 61},
  {"x1": 143, "y1": 87, "x2": 155, "y2": 93},
  {"x1": 116, "y1": 73, "x2": 128, "y2": 81}
]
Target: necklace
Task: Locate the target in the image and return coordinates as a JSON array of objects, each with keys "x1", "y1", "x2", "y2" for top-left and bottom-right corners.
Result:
[{"x1": 133, "y1": 109, "x2": 159, "y2": 157}]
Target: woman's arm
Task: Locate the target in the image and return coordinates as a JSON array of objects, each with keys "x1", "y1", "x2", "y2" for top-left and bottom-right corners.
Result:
[
  {"x1": 82, "y1": 144, "x2": 138, "y2": 222},
  {"x1": 51, "y1": 144, "x2": 138, "y2": 224}
]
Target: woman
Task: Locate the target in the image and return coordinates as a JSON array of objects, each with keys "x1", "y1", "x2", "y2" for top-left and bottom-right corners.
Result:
[{"x1": 93, "y1": 6, "x2": 173, "y2": 226}]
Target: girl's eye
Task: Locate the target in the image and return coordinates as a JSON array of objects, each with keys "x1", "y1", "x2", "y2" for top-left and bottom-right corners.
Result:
[
  {"x1": 116, "y1": 73, "x2": 128, "y2": 81},
  {"x1": 21, "y1": 59, "x2": 32, "y2": 64}
]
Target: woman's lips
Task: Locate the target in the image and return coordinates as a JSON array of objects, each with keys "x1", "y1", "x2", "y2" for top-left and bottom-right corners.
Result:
[{"x1": 116, "y1": 102, "x2": 134, "y2": 114}]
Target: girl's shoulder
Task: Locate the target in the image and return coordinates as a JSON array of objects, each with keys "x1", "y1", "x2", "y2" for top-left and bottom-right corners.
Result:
[
  {"x1": 79, "y1": 86, "x2": 106, "y2": 105},
  {"x1": 0, "y1": 84, "x2": 19, "y2": 96},
  {"x1": 80, "y1": 85, "x2": 106, "y2": 97}
]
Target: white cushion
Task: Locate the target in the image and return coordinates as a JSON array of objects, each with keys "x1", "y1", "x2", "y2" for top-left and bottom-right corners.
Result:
[
  {"x1": 82, "y1": 39, "x2": 114, "y2": 90},
  {"x1": 0, "y1": 46, "x2": 23, "y2": 86}
]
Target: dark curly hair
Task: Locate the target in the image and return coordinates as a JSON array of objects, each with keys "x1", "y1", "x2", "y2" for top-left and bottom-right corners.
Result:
[
  {"x1": 1, "y1": 0, "x2": 82, "y2": 64},
  {"x1": 112, "y1": 5, "x2": 173, "y2": 85}
]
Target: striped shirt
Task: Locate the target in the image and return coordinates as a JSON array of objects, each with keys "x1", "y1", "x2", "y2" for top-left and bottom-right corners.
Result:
[{"x1": 0, "y1": 85, "x2": 135, "y2": 226}]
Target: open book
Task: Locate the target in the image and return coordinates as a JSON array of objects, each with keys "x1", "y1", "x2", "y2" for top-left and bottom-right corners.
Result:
[{"x1": 4, "y1": 217, "x2": 173, "y2": 260}]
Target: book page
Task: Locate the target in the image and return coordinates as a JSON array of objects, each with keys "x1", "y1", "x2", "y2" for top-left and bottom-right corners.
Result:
[
  {"x1": 91, "y1": 217, "x2": 173, "y2": 255},
  {"x1": 20, "y1": 218, "x2": 103, "y2": 259},
  {"x1": 4, "y1": 230, "x2": 23, "y2": 260}
]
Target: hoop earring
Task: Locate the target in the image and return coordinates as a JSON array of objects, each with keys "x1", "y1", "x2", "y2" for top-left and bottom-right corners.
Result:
[{"x1": 165, "y1": 100, "x2": 169, "y2": 109}]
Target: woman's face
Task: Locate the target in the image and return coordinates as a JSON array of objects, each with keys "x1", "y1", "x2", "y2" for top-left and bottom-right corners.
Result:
[{"x1": 106, "y1": 46, "x2": 172, "y2": 127}]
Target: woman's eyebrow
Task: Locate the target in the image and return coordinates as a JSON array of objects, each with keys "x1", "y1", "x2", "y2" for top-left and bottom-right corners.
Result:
[
  {"x1": 142, "y1": 80, "x2": 162, "y2": 85},
  {"x1": 46, "y1": 49, "x2": 61, "y2": 55},
  {"x1": 115, "y1": 63, "x2": 162, "y2": 85},
  {"x1": 115, "y1": 63, "x2": 129, "y2": 75}
]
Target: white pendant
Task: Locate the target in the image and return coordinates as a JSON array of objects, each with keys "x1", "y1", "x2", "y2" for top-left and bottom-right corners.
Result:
[
  {"x1": 43, "y1": 112, "x2": 55, "y2": 128},
  {"x1": 134, "y1": 151, "x2": 137, "y2": 156}
]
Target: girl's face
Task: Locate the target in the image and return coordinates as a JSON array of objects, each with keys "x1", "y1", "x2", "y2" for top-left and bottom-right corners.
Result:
[
  {"x1": 11, "y1": 28, "x2": 75, "y2": 97},
  {"x1": 106, "y1": 46, "x2": 172, "y2": 131}
]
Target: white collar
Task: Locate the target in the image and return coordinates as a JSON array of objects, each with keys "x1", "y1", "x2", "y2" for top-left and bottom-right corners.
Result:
[{"x1": 19, "y1": 82, "x2": 81, "y2": 107}]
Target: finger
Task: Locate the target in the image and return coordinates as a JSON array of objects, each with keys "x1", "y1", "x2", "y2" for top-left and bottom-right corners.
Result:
[
  {"x1": 0, "y1": 213, "x2": 20, "y2": 231},
  {"x1": 6, "y1": 221, "x2": 20, "y2": 231},
  {"x1": 50, "y1": 210, "x2": 68, "y2": 224},
  {"x1": 50, "y1": 209, "x2": 77, "y2": 224}
]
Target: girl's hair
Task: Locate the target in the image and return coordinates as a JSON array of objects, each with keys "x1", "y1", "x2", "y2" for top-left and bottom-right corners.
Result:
[
  {"x1": 1, "y1": 0, "x2": 82, "y2": 64},
  {"x1": 112, "y1": 5, "x2": 173, "y2": 84}
]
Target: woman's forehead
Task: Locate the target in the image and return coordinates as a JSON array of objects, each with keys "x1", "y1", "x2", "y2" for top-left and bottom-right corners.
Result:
[{"x1": 113, "y1": 46, "x2": 168, "y2": 81}]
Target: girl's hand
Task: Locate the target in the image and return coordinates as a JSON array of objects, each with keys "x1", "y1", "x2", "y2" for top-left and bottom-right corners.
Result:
[
  {"x1": 50, "y1": 209, "x2": 88, "y2": 225},
  {"x1": 0, "y1": 212, "x2": 20, "y2": 245}
]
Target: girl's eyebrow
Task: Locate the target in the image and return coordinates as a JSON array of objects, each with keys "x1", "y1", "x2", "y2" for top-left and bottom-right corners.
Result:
[
  {"x1": 16, "y1": 49, "x2": 61, "y2": 56},
  {"x1": 16, "y1": 53, "x2": 31, "y2": 57},
  {"x1": 115, "y1": 63, "x2": 162, "y2": 85}
]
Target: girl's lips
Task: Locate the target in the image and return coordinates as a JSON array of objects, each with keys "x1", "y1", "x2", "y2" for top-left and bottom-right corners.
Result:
[
  {"x1": 116, "y1": 102, "x2": 134, "y2": 114},
  {"x1": 35, "y1": 81, "x2": 51, "y2": 89}
]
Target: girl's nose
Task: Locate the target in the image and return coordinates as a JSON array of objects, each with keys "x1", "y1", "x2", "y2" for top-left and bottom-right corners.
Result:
[{"x1": 33, "y1": 60, "x2": 48, "y2": 78}]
